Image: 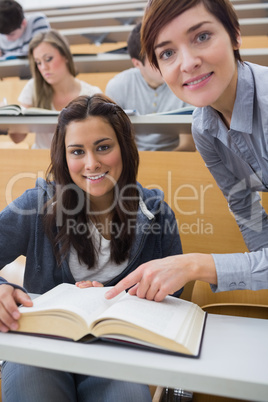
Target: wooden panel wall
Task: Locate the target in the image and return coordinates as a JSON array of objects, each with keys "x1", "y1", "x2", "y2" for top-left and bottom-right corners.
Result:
[{"x1": 2, "y1": 149, "x2": 267, "y2": 256}]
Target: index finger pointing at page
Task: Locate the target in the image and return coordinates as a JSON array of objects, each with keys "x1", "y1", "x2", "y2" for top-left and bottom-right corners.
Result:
[{"x1": 105, "y1": 269, "x2": 142, "y2": 299}]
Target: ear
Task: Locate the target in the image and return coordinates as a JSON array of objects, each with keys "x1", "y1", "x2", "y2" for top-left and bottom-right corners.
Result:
[
  {"x1": 234, "y1": 33, "x2": 242, "y2": 50},
  {"x1": 21, "y1": 18, "x2": 27, "y2": 30},
  {"x1": 131, "y1": 58, "x2": 143, "y2": 69}
]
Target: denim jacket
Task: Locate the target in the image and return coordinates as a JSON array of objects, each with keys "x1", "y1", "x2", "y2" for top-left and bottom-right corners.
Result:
[{"x1": 0, "y1": 178, "x2": 183, "y2": 296}]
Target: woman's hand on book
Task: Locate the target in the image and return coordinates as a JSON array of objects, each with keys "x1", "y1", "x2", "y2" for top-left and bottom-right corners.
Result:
[
  {"x1": 75, "y1": 280, "x2": 104, "y2": 289},
  {"x1": 106, "y1": 255, "x2": 191, "y2": 302},
  {"x1": 105, "y1": 253, "x2": 217, "y2": 302},
  {"x1": 0, "y1": 285, "x2": 33, "y2": 332}
]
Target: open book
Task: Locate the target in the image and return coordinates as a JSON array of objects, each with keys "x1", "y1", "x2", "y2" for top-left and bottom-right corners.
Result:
[
  {"x1": 124, "y1": 109, "x2": 138, "y2": 116},
  {"x1": 15, "y1": 283, "x2": 206, "y2": 357},
  {"x1": 0, "y1": 104, "x2": 60, "y2": 116},
  {"x1": 146, "y1": 106, "x2": 195, "y2": 116},
  {"x1": 124, "y1": 106, "x2": 194, "y2": 117}
]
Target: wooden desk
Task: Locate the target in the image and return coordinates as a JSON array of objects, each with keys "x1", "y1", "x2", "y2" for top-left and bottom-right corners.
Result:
[
  {"x1": 22, "y1": 0, "x2": 262, "y2": 13},
  {"x1": 59, "y1": 24, "x2": 135, "y2": 45},
  {"x1": 0, "y1": 48, "x2": 267, "y2": 79},
  {"x1": 234, "y1": 3, "x2": 268, "y2": 18},
  {"x1": 49, "y1": 10, "x2": 143, "y2": 29},
  {"x1": 46, "y1": 4, "x2": 268, "y2": 29},
  {"x1": 56, "y1": 17, "x2": 267, "y2": 45},
  {"x1": 36, "y1": 2, "x2": 146, "y2": 17},
  {"x1": 0, "y1": 53, "x2": 132, "y2": 78},
  {"x1": 0, "y1": 313, "x2": 267, "y2": 401},
  {"x1": 239, "y1": 17, "x2": 268, "y2": 36},
  {"x1": 240, "y1": 47, "x2": 268, "y2": 66},
  {"x1": 73, "y1": 52, "x2": 132, "y2": 73},
  {"x1": 23, "y1": 0, "x2": 146, "y2": 13},
  {"x1": 0, "y1": 114, "x2": 193, "y2": 136},
  {"x1": 27, "y1": 2, "x2": 267, "y2": 19}
]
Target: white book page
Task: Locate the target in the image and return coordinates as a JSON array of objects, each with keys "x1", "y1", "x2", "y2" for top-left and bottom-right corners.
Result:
[
  {"x1": 19, "y1": 283, "x2": 124, "y2": 326},
  {"x1": 95, "y1": 293, "x2": 201, "y2": 343},
  {"x1": 0, "y1": 104, "x2": 21, "y2": 115},
  {"x1": 22, "y1": 107, "x2": 60, "y2": 115}
]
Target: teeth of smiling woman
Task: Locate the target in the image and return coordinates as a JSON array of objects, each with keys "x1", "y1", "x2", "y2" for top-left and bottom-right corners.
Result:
[
  {"x1": 87, "y1": 173, "x2": 106, "y2": 180},
  {"x1": 186, "y1": 73, "x2": 211, "y2": 85}
]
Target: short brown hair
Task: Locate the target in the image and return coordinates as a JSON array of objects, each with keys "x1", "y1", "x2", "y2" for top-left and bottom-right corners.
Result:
[
  {"x1": 141, "y1": 0, "x2": 242, "y2": 70},
  {"x1": 127, "y1": 22, "x2": 145, "y2": 64},
  {"x1": 0, "y1": 0, "x2": 24, "y2": 34}
]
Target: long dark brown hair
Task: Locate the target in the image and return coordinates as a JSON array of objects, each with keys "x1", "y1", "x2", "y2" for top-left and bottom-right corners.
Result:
[
  {"x1": 44, "y1": 94, "x2": 140, "y2": 268},
  {"x1": 141, "y1": 0, "x2": 242, "y2": 70}
]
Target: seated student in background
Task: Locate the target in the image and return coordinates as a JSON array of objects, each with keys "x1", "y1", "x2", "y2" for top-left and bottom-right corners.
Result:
[
  {"x1": 9, "y1": 30, "x2": 101, "y2": 148},
  {"x1": 0, "y1": 94, "x2": 183, "y2": 401},
  {"x1": 105, "y1": 23, "x2": 196, "y2": 152},
  {"x1": 106, "y1": 0, "x2": 268, "y2": 302},
  {"x1": 0, "y1": 0, "x2": 50, "y2": 59}
]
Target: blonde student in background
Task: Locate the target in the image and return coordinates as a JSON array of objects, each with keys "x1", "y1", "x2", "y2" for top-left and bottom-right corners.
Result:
[
  {"x1": 0, "y1": 94, "x2": 183, "y2": 401},
  {"x1": 9, "y1": 30, "x2": 101, "y2": 149},
  {"x1": 106, "y1": 0, "x2": 268, "y2": 302}
]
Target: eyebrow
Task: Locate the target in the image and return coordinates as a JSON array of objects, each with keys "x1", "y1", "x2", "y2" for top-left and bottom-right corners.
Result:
[
  {"x1": 154, "y1": 21, "x2": 211, "y2": 51},
  {"x1": 67, "y1": 137, "x2": 112, "y2": 148},
  {"x1": 34, "y1": 53, "x2": 52, "y2": 61}
]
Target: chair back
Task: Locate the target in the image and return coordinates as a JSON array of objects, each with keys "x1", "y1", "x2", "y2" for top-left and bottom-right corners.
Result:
[{"x1": 191, "y1": 281, "x2": 268, "y2": 319}]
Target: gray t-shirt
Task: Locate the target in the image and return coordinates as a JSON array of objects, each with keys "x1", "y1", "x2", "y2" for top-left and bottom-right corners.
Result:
[{"x1": 106, "y1": 68, "x2": 189, "y2": 151}]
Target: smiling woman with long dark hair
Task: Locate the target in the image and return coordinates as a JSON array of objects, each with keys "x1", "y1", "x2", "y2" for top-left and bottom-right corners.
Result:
[{"x1": 0, "y1": 94, "x2": 183, "y2": 402}]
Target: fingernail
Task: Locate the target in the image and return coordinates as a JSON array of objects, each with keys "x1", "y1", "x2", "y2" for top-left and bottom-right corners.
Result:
[
  {"x1": 12, "y1": 311, "x2": 20, "y2": 319},
  {"x1": 11, "y1": 322, "x2": 18, "y2": 330}
]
